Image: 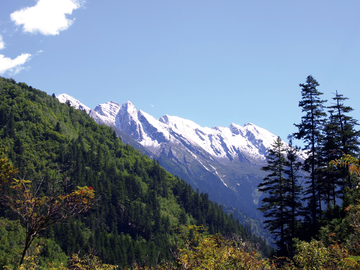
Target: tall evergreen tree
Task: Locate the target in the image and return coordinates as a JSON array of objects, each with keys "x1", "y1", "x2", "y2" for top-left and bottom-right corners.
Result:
[
  {"x1": 320, "y1": 111, "x2": 341, "y2": 207},
  {"x1": 327, "y1": 91, "x2": 360, "y2": 197},
  {"x1": 328, "y1": 91, "x2": 360, "y2": 157},
  {"x1": 284, "y1": 136, "x2": 303, "y2": 246},
  {"x1": 258, "y1": 137, "x2": 288, "y2": 252},
  {"x1": 293, "y1": 75, "x2": 327, "y2": 235}
]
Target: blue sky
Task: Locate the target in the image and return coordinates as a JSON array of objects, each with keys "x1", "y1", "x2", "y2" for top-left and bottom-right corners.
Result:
[{"x1": 1, "y1": 0, "x2": 360, "y2": 144}]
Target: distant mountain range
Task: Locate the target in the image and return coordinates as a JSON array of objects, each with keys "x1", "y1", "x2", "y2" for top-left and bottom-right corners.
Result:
[{"x1": 58, "y1": 94, "x2": 286, "y2": 219}]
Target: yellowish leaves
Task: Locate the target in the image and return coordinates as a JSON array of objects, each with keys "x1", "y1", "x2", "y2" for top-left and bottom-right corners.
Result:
[
  {"x1": 330, "y1": 154, "x2": 360, "y2": 178},
  {"x1": 173, "y1": 225, "x2": 272, "y2": 270},
  {"x1": 281, "y1": 239, "x2": 360, "y2": 270},
  {"x1": 68, "y1": 253, "x2": 118, "y2": 269},
  {"x1": 5, "y1": 180, "x2": 95, "y2": 220},
  {"x1": 0, "y1": 148, "x2": 97, "y2": 268},
  {"x1": 0, "y1": 152, "x2": 18, "y2": 190},
  {"x1": 10, "y1": 179, "x2": 32, "y2": 191}
]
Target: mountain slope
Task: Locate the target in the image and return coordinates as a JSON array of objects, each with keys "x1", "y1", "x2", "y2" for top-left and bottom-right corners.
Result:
[
  {"x1": 57, "y1": 94, "x2": 282, "y2": 220},
  {"x1": 0, "y1": 77, "x2": 273, "y2": 266}
]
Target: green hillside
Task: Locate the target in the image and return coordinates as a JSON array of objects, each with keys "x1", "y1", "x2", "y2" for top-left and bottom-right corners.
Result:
[{"x1": 0, "y1": 77, "x2": 271, "y2": 268}]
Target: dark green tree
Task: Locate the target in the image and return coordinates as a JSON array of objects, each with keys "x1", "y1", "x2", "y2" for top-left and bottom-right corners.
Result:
[
  {"x1": 319, "y1": 111, "x2": 340, "y2": 207},
  {"x1": 258, "y1": 137, "x2": 288, "y2": 252},
  {"x1": 293, "y1": 75, "x2": 327, "y2": 235},
  {"x1": 327, "y1": 91, "x2": 360, "y2": 198},
  {"x1": 284, "y1": 136, "x2": 303, "y2": 247},
  {"x1": 328, "y1": 91, "x2": 360, "y2": 156}
]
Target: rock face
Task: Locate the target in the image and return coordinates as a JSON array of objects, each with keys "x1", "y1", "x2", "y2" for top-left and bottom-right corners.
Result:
[{"x1": 57, "y1": 94, "x2": 285, "y2": 219}]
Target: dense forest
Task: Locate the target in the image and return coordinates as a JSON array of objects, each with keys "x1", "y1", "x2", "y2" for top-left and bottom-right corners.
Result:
[{"x1": 0, "y1": 76, "x2": 271, "y2": 269}]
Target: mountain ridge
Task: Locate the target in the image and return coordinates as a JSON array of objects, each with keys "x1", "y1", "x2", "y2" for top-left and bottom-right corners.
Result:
[
  {"x1": 57, "y1": 93, "x2": 283, "y2": 219},
  {"x1": 58, "y1": 94, "x2": 277, "y2": 163}
]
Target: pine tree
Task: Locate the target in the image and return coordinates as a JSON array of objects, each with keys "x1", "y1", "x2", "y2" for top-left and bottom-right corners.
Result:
[
  {"x1": 293, "y1": 75, "x2": 327, "y2": 235},
  {"x1": 284, "y1": 136, "x2": 303, "y2": 246},
  {"x1": 320, "y1": 111, "x2": 341, "y2": 207},
  {"x1": 327, "y1": 91, "x2": 360, "y2": 197},
  {"x1": 258, "y1": 137, "x2": 288, "y2": 252},
  {"x1": 328, "y1": 91, "x2": 360, "y2": 156}
]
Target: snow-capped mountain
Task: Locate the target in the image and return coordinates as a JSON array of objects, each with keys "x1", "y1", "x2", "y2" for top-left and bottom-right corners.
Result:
[
  {"x1": 89, "y1": 97, "x2": 277, "y2": 163},
  {"x1": 57, "y1": 94, "x2": 286, "y2": 219}
]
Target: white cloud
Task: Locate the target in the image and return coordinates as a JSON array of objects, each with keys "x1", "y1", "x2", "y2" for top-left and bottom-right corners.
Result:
[
  {"x1": 0, "y1": 34, "x2": 31, "y2": 75},
  {"x1": 10, "y1": 0, "x2": 82, "y2": 35},
  {"x1": 0, "y1": 35, "x2": 4, "y2": 50},
  {"x1": 0, "y1": 53, "x2": 32, "y2": 75}
]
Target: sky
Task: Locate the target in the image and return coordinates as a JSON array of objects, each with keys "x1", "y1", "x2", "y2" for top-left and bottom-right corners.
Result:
[{"x1": 1, "y1": 0, "x2": 360, "y2": 145}]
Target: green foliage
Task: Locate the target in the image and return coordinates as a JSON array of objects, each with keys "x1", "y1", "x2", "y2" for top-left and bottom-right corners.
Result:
[
  {"x1": 256, "y1": 75, "x2": 360, "y2": 265},
  {"x1": 68, "y1": 251, "x2": 118, "y2": 269},
  {"x1": 293, "y1": 75, "x2": 327, "y2": 235},
  {"x1": 0, "y1": 218, "x2": 67, "y2": 269},
  {"x1": 280, "y1": 238, "x2": 360, "y2": 270},
  {"x1": 1, "y1": 73, "x2": 360, "y2": 268},
  {"x1": 279, "y1": 148, "x2": 360, "y2": 269},
  {"x1": 258, "y1": 137, "x2": 303, "y2": 255},
  {"x1": 167, "y1": 225, "x2": 273, "y2": 270},
  {"x1": 258, "y1": 137, "x2": 289, "y2": 251},
  {"x1": 0, "y1": 144, "x2": 95, "y2": 268},
  {"x1": 0, "y1": 76, "x2": 269, "y2": 267}
]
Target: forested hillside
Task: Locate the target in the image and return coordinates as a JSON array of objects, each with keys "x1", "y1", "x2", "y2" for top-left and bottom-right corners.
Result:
[{"x1": 0, "y1": 77, "x2": 271, "y2": 268}]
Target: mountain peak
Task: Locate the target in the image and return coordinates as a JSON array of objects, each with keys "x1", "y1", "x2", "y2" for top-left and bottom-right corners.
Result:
[
  {"x1": 108, "y1": 101, "x2": 121, "y2": 106},
  {"x1": 57, "y1": 93, "x2": 91, "y2": 114},
  {"x1": 120, "y1": 101, "x2": 137, "y2": 116},
  {"x1": 93, "y1": 101, "x2": 121, "y2": 125},
  {"x1": 123, "y1": 100, "x2": 135, "y2": 108}
]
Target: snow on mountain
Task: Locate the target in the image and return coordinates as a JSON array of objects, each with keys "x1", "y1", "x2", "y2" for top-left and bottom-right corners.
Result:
[
  {"x1": 154, "y1": 113, "x2": 276, "y2": 162},
  {"x1": 57, "y1": 94, "x2": 91, "y2": 114},
  {"x1": 57, "y1": 93, "x2": 292, "y2": 219},
  {"x1": 94, "y1": 101, "x2": 121, "y2": 126},
  {"x1": 57, "y1": 94, "x2": 279, "y2": 163},
  {"x1": 160, "y1": 116, "x2": 275, "y2": 162}
]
